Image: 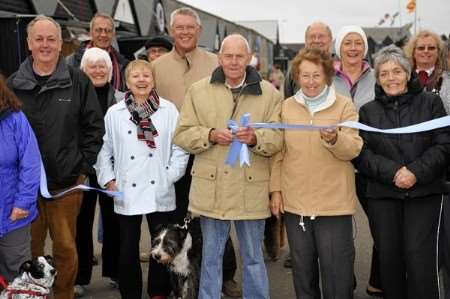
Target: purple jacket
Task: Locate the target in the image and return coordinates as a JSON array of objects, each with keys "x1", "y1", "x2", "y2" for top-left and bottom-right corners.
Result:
[{"x1": 0, "y1": 110, "x2": 40, "y2": 237}]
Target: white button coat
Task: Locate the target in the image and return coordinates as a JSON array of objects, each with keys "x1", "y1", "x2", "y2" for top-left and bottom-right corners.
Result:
[{"x1": 95, "y1": 98, "x2": 189, "y2": 215}]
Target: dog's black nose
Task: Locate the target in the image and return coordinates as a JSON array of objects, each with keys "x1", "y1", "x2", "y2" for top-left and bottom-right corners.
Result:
[
  {"x1": 154, "y1": 254, "x2": 161, "y2": 260},
  {"x1": 50, "y1": 269, "x2": 56, "y2": 275}
]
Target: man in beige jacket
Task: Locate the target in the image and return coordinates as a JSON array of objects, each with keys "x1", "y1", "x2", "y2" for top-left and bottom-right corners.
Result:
[
  {"x1": 151, "y1": 7, "x2": 241, "y2": 297},
  {"x1": 173, "y1": 34, "x2": 283, "y2": 299}
]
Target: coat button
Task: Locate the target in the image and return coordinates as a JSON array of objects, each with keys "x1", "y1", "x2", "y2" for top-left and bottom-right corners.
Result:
[
  {"x1": 132, "y1": 183, "x2": 136, "y2": 187},
  {"x1": 166, "y1": 166, "x2": 169, "y2": 170},
  {"x1": 248, "y1": 176, "x2": 253, "y2": 180},
  {"x1": 150, "y1": 180, "x2": 155, "y2": 184},
  {"x1": 149, "y1": 153, "x2": 153, "y2": 157},
  {"x1": 130, "y1": 155, "x2": 135, "y2": 160},
  {"x1": 128, "y1": 130, "x2": 132, "y2": 134},
  {"x1": 210, "y1": 174, "x2": 214, "y2": 178}
]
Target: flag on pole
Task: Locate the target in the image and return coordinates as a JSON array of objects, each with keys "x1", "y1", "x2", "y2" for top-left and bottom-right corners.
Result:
[
  {"x1": 407, "y1": 0, "x2": 416, "y2": 13},
  {"x1": 390, "y1": 11, "x2": 400, "y2": 25}
]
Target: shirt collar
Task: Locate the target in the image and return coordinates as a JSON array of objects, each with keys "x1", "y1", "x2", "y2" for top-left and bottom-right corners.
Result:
[
  {"x1": 225, "y1": 73, "x2": 247, "y2": 89},
  {"x1": 416, "y1": 67, "x2": 435, "y2": 76}
]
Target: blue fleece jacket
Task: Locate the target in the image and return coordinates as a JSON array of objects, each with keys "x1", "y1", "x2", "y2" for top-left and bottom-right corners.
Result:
[{"x1": 0, "y1": 110, "x2": 40, "y2": 237}]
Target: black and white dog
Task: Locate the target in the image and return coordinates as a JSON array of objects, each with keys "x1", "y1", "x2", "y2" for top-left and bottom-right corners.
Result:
[
  {"x1": 151, "y1": 224, "x2": 201, "y2": 299},
  {"x1": 0, "y1": 256, "x2": 56, "y2": 299}
]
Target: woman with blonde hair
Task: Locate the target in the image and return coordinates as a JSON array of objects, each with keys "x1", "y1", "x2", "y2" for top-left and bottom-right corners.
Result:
[{"x1": 95, "y1": 59, "x2": 188, "y2": 299}]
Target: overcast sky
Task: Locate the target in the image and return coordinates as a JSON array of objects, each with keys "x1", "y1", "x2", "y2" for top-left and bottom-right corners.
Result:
[{"x1": 180, "y1": 0, "x2": 450, "y2": 43}]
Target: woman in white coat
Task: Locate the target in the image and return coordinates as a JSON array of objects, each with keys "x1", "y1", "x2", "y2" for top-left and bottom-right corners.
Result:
[{"x1": 95, "y1": 59, "x2": 188, "y2": 299}]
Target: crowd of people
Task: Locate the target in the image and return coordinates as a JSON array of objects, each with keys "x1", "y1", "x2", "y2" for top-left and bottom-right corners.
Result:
[{"x1": 0, "y1": 5, "x2": 450, "y2": 299}]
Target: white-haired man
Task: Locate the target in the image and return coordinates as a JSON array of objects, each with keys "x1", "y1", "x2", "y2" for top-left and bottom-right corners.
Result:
[
  {"x1": 174, "y1": 34, "x2": 283, "y2": 299},
  {"x1": 151, "y1": 7, "x2": 241, "y2": 297}
]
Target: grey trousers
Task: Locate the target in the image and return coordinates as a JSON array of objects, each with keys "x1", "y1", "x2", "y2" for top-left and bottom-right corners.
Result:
[
  {"x1": 285, "y1": 213, "x2": 355, "y2": 299},
  {"x1": 0, "y1": 224, "x2": 31, "y2": 281}
]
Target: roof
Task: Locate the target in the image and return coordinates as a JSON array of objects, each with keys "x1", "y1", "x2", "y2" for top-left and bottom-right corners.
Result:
[
  {"x1": 236, "y1": 20, "x2": 278, "y2": 43},
  {"x1": 362, "y1": 23, "x2": 413, "y2": 44}
]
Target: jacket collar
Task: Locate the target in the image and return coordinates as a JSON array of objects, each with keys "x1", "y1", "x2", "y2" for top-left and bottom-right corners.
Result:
[
  {"x1": 11, "y1": 56, "x2": 72, "y2": 92},
  {"x1": 375, "y1": 73, "x2": 423, "y2": 107},
  {"x1": 0, "y1": 108, "x2": 12, "y2": 120},
  {"x1": 210, "y1": 66, "x2": 262, "y2": 96},
  {"x1": 294, "y1": 85, "x2": 337, "y2": 115}
]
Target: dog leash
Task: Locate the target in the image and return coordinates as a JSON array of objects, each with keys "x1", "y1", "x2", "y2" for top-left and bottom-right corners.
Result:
[{"x1": 177, "y1": 212, "x2": 193, "y2": 230}]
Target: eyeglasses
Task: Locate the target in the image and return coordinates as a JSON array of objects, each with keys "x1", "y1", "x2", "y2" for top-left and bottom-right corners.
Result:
[
  {"x1": 173, "y1": 25, "x2": 198, "y2": 33},
  {"x1": 416, "y1": 45, "x2": 437, "y2": 51},
  {"x1": 93, "y1": 27, "x2": 113, "y2": 34}
]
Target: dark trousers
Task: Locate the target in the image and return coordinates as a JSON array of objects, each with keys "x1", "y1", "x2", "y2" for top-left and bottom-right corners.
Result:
[
  {"x1": 118, "y1": 212, "x2": 172, "y2": 299},
  {"x1": 355, "y1": 173, "x2": 381, "y2": 289},
  {"x1": 285, "y1": 213, "x2": 355, "y2": 299},
  {"x1": 75, "y1": 175, "x2": 119, "y2": 285},
  {"x1": 368, "y1": 195, "x2": 442, "y2": 299},
  {"x1": 174, "y1": 155, "x2": 237, "y2": 282},
  {"x1": 441, "y1": 197, "x2": 450, "y2": 299},
  {"x1": 75, "y1": 188, "x2": 96, "y2": 285},
  {"x1": 98, "y1": 191, "x2": 120, "y2": 280}
]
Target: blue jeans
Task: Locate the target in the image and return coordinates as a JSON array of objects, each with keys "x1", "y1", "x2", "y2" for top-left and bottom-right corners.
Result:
[{"x1": 199, "y1": 216, "x2": 269, "y2": 299}]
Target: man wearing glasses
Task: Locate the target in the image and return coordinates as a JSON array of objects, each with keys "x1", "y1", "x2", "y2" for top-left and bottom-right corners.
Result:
[{"x1": 67, "y1": 13, "x2": 128, "y2": 91}]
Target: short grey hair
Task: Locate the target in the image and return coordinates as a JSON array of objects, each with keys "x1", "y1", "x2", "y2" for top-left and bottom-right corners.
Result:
[
  {"x1": 27, "y1": 15, "x2": 62, "y2": 40},
  {"x1": 80, "y1": 47, "x2": 113, "y2": 82},
  {"x1": 170, "y1": 7, "x2": 201, "y2": 27},
  {"x1": 219, "y1": 34, "x2": 251, "y2": 54},
  {"x1": 374, "y1": 45, "x2": 412, "y2": 81},
  {"x1": 90, "y1": 13, "x2": 115, "y2": 33},
  {"x1": 305, "y1": 21, "x2": 332, "y2": 40}
]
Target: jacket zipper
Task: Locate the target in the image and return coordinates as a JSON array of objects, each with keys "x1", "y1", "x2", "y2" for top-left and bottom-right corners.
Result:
[
  {"x1": 394, "y1": 100, "x2": 409, "y2": 198},
  {"x1": 230, "y1": 80, "x2": 259, "y2": 120}
]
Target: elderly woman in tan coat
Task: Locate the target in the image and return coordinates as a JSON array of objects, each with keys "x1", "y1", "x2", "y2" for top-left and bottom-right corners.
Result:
[{"x1": 270, "y1": 48, "x2": 362, "y2": 299}]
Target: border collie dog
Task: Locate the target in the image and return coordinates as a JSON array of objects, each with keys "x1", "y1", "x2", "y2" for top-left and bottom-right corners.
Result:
[
  {"x1": 151, "y1": 224, "x2": 201, "y2": 299},
  {"x1": 0, "y1": 256, "x2": 56, "y2": 299}
]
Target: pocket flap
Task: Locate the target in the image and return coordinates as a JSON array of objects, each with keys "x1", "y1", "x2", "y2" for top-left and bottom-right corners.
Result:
[
  {"x1": 244, "y1": 167, "x2": 269, "y2": 182},
  {"x1": 191, "y1": 162, "x2": 217, "y2": 180}
]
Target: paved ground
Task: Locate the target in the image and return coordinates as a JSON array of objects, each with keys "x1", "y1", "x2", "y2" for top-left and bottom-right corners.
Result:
[{"x1": 49, "y1": 202, "x2": 376, "y2": 299}]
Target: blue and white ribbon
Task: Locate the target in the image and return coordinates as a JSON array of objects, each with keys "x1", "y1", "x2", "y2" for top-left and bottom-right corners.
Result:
[
  {"x1": 226, "y1": 113, "x2": 251, "y2": 166},
  {"x1": 40, "y1": 161, "x2": 123, "y2": 199},
  {"x1": 226, "y1": 114, "x2": 450, "y2": 167}
]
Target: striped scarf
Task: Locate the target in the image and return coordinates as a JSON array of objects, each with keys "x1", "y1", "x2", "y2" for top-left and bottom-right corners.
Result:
[{"x1": 124, "y1": 89, "x2": 160, "y2": 148}]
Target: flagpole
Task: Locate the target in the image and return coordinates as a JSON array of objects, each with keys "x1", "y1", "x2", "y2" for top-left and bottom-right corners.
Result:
[{"x1": 414, "y1": 0, "x2": 417, "y2": 34}]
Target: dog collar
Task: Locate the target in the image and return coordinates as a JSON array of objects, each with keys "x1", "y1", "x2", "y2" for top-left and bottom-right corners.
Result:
[{"x1": 5, "y1": 288, "x2": 48, "y2": 298}]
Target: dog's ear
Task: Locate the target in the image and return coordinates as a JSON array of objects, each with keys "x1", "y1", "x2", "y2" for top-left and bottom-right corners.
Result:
[
  {"x1": 19, "y1": 260, "x2": 32, "y2": 273},
  {"x1": 178, "y1": 228, "x2": 188, "y2": 240},
  {"x1": 154, "y1": 224, "x2": 165, "y2": 234},
  {"x1": 44, "y1": 255, "x2": 54, "y2": 266}
]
